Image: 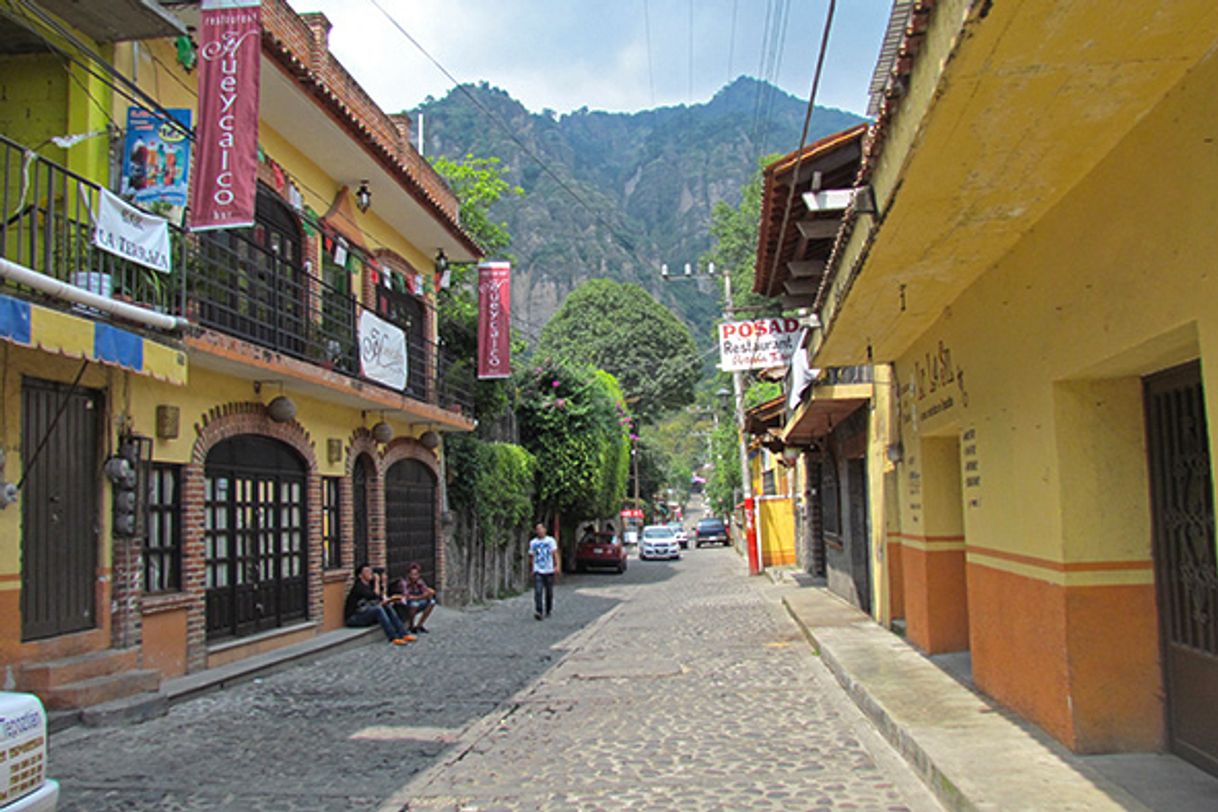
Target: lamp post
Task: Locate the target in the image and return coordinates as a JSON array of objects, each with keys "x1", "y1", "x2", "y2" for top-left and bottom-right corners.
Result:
[{"x1": 665, "y1": 262, "x2": 760, "y2": 574}]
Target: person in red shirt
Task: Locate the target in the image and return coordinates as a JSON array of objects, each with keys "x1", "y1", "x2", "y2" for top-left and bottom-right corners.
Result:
[{"x1": 391, "y1": 562, "x2": 437, "y2": 634}]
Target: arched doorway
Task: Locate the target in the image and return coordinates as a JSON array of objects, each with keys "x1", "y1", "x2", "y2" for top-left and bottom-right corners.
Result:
[
  {"x1": 384, "y1": 459, "x2": 437, "y2": 586},
  {"x1": 352, "y1": 452, "x2": 375, "y2": 567},
  {"x1": 204, "y1": 435, "x2": 308, "y2": 640}
]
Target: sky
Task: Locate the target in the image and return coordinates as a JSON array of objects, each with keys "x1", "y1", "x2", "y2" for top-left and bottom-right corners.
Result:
[{"x1": 283, "y1": 0, "x2": 894, "y2": 118}]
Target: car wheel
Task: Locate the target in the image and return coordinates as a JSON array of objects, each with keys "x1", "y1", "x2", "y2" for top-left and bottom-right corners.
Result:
[{"x1": 618, "y1": 561, "x2": 626, "y2": 574}]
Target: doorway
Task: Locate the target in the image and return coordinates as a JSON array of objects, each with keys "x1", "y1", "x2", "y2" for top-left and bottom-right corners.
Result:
[
  {"x1": 384, "y1": 459, "x2": 437, "y2": 586},
  {"x1": 20, "y1": 377, "x2": 101, "y2": 640},
  {"x1": 1144, "y1": 361, "x2": 1218, "y2": 776}
]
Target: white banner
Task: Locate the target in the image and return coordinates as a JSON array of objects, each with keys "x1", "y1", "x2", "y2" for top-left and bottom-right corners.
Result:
[
  {"x1": 359, "y1": 309, "x2": 408, "y2": 390},
  {"x1": 718, "y1": 317, "x2": 803, "y2": 371},
  {"x1": 92, "y1": 188, "x2": 172, "y2": 274}
]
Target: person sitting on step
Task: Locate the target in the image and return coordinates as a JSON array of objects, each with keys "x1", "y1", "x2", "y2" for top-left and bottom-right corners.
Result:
[{"x1": 344, "y1": 562, "x2": 415, "y2": 644}]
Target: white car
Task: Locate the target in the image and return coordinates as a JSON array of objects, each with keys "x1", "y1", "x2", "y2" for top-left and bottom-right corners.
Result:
[
  {"x1": 0, "y1": 692, "x2": 59, "y2": 811},
  {"x1": 639, "y1": 525, "x2": 681, "y2": 560}
]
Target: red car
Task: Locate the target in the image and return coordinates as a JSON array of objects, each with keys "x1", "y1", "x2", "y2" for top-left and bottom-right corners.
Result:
[{"x1": 575, "y1": 529, "x2": 628, "y2": 574}]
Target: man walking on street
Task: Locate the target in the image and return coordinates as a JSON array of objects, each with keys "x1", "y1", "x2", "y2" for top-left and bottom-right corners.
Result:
[{"x1": 530, "y1": 522, "x2": 560, "y2": 620}]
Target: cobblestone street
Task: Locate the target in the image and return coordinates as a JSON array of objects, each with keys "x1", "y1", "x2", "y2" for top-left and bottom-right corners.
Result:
[{"x1": 50, "y1": 548, "x2": 940, "y2": 811}]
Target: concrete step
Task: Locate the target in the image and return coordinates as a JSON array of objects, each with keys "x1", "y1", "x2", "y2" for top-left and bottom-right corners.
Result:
[
  {"x1": 18, "y1": 648, "x2": 140, "y2": 691},
  {"x1": 42, "y1": 668, "x2": 161, "y2": 711}
]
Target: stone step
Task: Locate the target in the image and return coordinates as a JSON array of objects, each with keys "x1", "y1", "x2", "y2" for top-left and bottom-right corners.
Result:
[
  {"x1": 42, "y1": 669, "x2": 161, "y2": 711},
  {"x1": 18, "y1": 648, "x2": 140, "y2": 691}
]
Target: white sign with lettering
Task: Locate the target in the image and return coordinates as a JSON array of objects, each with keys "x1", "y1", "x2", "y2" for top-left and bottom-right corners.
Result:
[
  {"x1": 92, "y1": 189, "x2": 172, "y2": 274},
  {"x1": 359, "y1": 309, "x2": 408, "y2": 390}
]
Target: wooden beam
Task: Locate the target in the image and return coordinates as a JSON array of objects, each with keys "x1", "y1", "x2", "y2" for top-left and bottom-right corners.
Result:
[
  {"x1": 784, "y1": 276, "x2": 820, "y2": 296},
  {"x1": 796, "y1": 219, "x2": 839, "y2": 240},
  {"x1": 782, "y1": 294, "x2": 813, "y2": 309},
  {"x1": 788, "y1": 259, "x2": 826, "y2": 278}
]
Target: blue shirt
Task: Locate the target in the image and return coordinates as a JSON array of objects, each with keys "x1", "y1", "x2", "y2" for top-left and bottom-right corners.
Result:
[{"x1": 530, "y1": 536, "x2": 558, "y2": 574}]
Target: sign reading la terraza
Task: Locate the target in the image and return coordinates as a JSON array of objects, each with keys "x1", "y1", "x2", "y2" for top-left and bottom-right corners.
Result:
[
  {"x1": 718, "y1": 317, "x2": 802, "y2": 371},
  {"x1": 359, "y1": 309, "x2": 408, "y2": 390},
  {"x1": 92, "y1": 188, "x2": 172, "y2": 274}
]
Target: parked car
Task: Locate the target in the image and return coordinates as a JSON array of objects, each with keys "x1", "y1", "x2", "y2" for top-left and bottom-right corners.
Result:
[
  {"x1": 694, "y1": 517, "x2": 730, "y2": 547},
  {"x1": 667, "y1": 521, "x2": 689, "y2": 549},
  {"x1": 639, "y1": 525, "x2": 681, "y2": 560},
  {"x1": 575, "y1": 528, "x2": 628, "y2": 574},
  {"x1": 0, "y1": 691, "x2": 59, "y2": 811}
]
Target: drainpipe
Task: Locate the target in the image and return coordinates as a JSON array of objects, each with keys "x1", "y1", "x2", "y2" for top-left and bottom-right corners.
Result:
[{"x1": 0, "y1": 257, "x2": 188, "y2": 332}]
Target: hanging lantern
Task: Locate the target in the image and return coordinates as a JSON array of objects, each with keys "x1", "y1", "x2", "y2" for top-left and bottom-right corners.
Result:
[
  {"x1": 419, "y1": 430, "x2": 441, "y2": 450},
  {"x1": 372, "y1": 421, "x2": 394, "y2": 444},
  {"x1": 267, "y1": 395, "x2": 297, "y2": 423}
]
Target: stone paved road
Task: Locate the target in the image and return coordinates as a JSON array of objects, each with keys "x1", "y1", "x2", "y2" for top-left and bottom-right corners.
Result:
[{"x1": 50, "y1": 548, "x2": 940, "y2": 811}]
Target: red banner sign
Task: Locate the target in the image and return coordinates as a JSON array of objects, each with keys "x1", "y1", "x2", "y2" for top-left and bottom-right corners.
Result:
[
  {"x1": 477, "y1": 261, "x2": 512, "y2": 379},
  {"x1": 190, "y1": 0, "x2": 261, "y2": 231}
]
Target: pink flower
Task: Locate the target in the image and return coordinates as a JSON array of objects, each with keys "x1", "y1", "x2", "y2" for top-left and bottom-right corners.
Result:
[
  {"x1": 555, "y1": 398, "x2": 566, "y2": 408},
  {"x1": 551, "y1": 380, "x2": 560, "y2": 388}
]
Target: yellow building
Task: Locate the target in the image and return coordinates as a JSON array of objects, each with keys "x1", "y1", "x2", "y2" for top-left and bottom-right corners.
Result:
[
  {"x1": 811, "y1": 0, "x2": 1218, "y2": 773},
  {"x1": 742, "y1": 396, "x2": 797, "y2": 569},
  {"x1": 0, "y1": 1, "x2": 480, "y2": 708}
]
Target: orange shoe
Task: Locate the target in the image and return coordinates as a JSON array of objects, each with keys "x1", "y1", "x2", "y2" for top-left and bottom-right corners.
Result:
[{"x1": 391, "y1": 635, "x2": 416, "y2": 645}]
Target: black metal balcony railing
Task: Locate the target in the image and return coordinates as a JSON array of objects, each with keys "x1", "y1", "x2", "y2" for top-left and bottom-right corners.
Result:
[
  {"x1": 0, "y1": 135, "x2": 473, "y2": 416},
  {"x1": 817, "y1": 365, "x2": 873, "y2": 386}
]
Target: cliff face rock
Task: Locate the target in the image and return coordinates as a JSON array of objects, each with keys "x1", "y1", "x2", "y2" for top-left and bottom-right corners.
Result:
[{"x1": 415, "y1": 77, "x2": 866, "y2": 337}]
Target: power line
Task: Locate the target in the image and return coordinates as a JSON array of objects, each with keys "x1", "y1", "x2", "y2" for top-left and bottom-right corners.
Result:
[
  {"x1": 642, "y1": 0, "x2": 656, "y2": 107},
  {"x1": 688, "y1": 0, "x2": 695, "y2": 102},
  {"x1": 765, "y1": 0, "x2": 837, "y2": 289},
  {"x1": 366, "y1": 0, "x2": 647, "y2": 268},
  {"x1": 755, "y1": 0, "x2": 793, "y2": 155},
  {"x1": 727, "y1": 0, "x2": 739, "y2": 82}
]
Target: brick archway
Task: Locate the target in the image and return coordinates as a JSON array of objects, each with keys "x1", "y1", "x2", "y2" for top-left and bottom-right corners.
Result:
[
  {"x1": 343, "y1": 428, "x2": 384, "y2": 573},
  {"x1": 180, "y1": 402, "x2": 321, "y2": 671},
  {"x1": 381, "y1": 437, "x2": 444, "y2": 591}
]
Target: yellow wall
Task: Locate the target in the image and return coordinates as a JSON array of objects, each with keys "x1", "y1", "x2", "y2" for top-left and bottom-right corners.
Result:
[{"x1": 871, "y1": 43, "x2": 1218, "y2": 752}]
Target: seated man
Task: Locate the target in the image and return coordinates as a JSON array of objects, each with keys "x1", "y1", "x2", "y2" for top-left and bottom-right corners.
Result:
[
  {"x1": 345, "y1": 562, "x2": 414, "y2": 644},
  {"x1": 391, "y1": 562, "x2": 437, "y2": 634}
]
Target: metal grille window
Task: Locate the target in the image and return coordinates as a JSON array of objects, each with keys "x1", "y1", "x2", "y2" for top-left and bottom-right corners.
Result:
[
  {"x1": 821, "y1": 458, "x2": 841, "y2": 537},
  {"x1": 144, "y1": 464, "x2": 182, "y2": 592},
  {"x1": 322, "y1": 476, "x2": 342, "y2": 570},
  {"x1": 762, "y1": 469, "x2": 777, "y2": 496}
]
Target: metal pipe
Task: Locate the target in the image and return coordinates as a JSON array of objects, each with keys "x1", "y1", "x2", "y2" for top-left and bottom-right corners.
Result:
[{"x1": 0, "y1": 257, "x2": 187, "y2": 332}]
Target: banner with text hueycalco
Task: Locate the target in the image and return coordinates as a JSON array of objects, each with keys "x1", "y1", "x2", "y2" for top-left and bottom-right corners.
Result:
[
  {"x1": 477, "y1": 261, "x2": 512, "y2": 379},
  {"x1": 190, "y1": 0, "x2": 261, "y2": 231}
]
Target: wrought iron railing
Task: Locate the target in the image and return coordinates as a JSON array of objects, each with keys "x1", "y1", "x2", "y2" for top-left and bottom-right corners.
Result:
[
  {"x1": 817, "y1": 365, "x2": 873, "y2": 386},
  {"x1": 0, "y1": 136, "x2": 473, "y2": 416}
]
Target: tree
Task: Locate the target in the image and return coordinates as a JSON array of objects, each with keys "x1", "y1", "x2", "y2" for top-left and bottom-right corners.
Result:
[
  {"x1": 431, "y1": 153, "x2": 524, "y2": 424},
  {"x1": 516, "y1": 359, "x2": 630, "y2": 524},
  {"x1": 536, "y1": 279, "x2": 698, "y2": 423},
  {"x1": 706, "y1": 420, "x2": 742, "y2": 518},
  {"x1": 700, "y1": 154, "x2": 784, "y2": 320}
]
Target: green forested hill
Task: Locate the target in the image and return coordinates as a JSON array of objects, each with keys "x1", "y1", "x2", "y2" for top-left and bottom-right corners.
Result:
[{"x1": 413, "y1": 77, "x2": 865, "y2": 342}]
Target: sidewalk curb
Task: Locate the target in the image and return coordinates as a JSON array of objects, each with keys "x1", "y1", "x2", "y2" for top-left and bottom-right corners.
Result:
[{"x1": 782, "y1": 597, "x2": 973, "y2": 811}]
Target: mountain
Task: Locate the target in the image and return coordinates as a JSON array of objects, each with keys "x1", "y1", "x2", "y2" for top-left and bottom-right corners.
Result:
[{"x1": 413, "y1": 77, "x2": 866, "y2": 341}]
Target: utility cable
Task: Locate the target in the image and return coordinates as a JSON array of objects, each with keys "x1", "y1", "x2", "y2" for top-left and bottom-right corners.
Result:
[
  {"x1": 727, "y1": 0, "x2": 739, "y2": 82},
  {"x1": 764, "y1": 0, "x2": 837, "y2": 292},
  {"x1": 642, "y1": 0, "x2": 656, "y2": 106}
]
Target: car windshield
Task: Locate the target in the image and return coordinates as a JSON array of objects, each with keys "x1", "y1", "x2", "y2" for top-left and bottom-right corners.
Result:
[
  {"x1": 642, "y1": 526, "x2": 674, "y2": 539},
  {"x1": 697, "y1": 519, "x2": 725, "y2": 531}
]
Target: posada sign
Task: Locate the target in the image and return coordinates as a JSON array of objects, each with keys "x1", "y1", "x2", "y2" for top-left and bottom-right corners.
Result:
[{"x1": 718, "y1": 317, "x2": 802, "y2": 371}]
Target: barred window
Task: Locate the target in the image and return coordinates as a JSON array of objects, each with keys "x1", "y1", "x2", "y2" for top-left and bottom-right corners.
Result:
[
  {"x1": 322, "y1": 476, "x2": 342, "y2": 570},
  {"x1": 145, "y1": 464, "x2": 182, "y2": 592}
]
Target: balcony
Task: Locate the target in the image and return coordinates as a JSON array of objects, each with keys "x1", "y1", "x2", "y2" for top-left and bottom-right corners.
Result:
[{"x1": 0, "y1": 135, "x2": 473, "y2": 416}]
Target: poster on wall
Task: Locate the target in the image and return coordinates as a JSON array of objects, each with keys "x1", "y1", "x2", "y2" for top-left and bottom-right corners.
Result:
[
  {"x1": 477, "y1": 261, "x2": 512, "y2": 379},
  {"x1": 359, "y1": 309, "x2": 408, "y2": 390},
  {"x1": 120, "y1": 107, "x2": 192, "y2": 214},
  {"x1": 189, "y1": 0, "x2": 261, "y2": 231}
]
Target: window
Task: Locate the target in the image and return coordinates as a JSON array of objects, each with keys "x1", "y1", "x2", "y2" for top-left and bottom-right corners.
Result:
[
  {"x1": 322, "y1": 476, "x2": 342, "y2": 570},
  {"x1": 145, "y1": 464, "x2": 182, "y2": 592},
  {"x1": 762, "y1": 469, "x2": 777, "y2": 496},
  {"x1": 820, "y1": 457, "x2": 841, "y2": 537}
]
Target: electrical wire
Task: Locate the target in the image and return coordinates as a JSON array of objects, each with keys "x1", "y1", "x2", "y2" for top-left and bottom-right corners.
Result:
[
  {"x1": 764, "y1": 0, "x2": 837, "y2": 290},
  {"x1": 366, "y1": 0, "x2": 647, "y2": 266},
  {"x1": 755, "y1": 0, "x2": 793, "y2": 156},
  {"x1": 727, "y1": 0, "x2": 739, "y2": 82},
  {"x1": 642, "y1": 0, "x2": 656, "y2": 107},
  {"x1": 688, "y1": 0, "x2": 695, "y2": 102}
]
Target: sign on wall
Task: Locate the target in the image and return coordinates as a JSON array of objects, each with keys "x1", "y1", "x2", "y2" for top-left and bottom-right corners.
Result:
[
  {"x1": 718, "y1": 317, "x2": 802, "y2": 371},
  {"x1": 359, "y1": 309, "x2": 408, "y2": 390},
  {"x1": 120, "y1": 107, "x2": 192, "y2": 210},
  {"x1": 190, "y1": 0, "x2": 261, "y2": 231},
  {"x1": 477, "y1": 261, "x2": 512, "y2": 379}
]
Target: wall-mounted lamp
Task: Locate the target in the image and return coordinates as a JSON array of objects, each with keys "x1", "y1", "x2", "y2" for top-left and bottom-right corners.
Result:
[
  {"x1": 853, "y1": 184, "x2": 879, "y2": 216},
  {"x1": 156, "y1": 405, "x2": 180, "y2": 440},
  {"x1": 435, "y1": 249, "x2": 451, "y2": 290},
  {"x1": 356, "y1": 180, "x2": 372, "y2": 213},
  {"x1": 255, "y1": 380, "x2": 296, "y2": 423},
  {"x1": 327, "y1": 438, "x2": 343, "y2": 464},
  {"x1": 372, "y1": 419, "x2": 394, "y2": 444},
  {"x1": 886, "y1": 441, "x2": 904, "y2": 463}
]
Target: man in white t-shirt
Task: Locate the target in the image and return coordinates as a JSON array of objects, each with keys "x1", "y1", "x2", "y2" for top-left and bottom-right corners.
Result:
[{"x1": 529, "y1": 522, "x2": 560, "y2": 620}]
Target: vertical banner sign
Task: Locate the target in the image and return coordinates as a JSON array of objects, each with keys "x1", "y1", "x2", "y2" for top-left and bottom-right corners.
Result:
[
  {"x1": 190, "y1": 0, "x2": 262, "y2": 231},
  {"x1": 477, "y1": 261, "x2": 512, "y2": 379}
]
